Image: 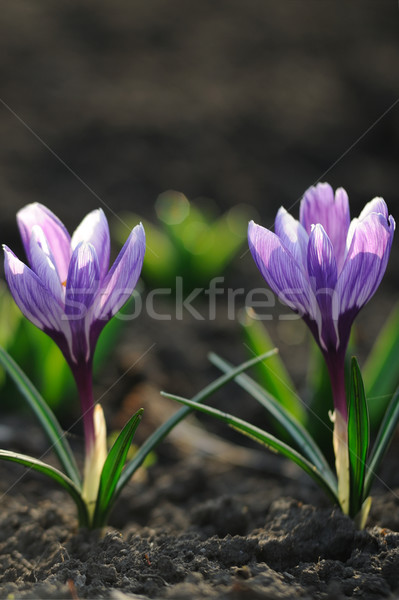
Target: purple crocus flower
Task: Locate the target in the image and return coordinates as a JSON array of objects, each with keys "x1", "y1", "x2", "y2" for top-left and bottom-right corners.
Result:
[
  {"x1": 248, "y1": 183, "x2": 394, "y2": 513},
  {"x1": 3, "y1": 204, "x2": 145, "y2": 465},
  {"x1": 248, "y1": 183, "x2": 395, "y2": 420}
]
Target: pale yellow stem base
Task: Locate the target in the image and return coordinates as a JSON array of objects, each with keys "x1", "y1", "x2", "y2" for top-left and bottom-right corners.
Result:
[
  {"x1": 355, "y1": 496, "x2": 372, "y2": 530},
  {"x1": 82, "y1": 404, "x2": 107, "y2": 521},
  {"x1": 330, "y1": 409, "x2": 350, "y2": 515}
]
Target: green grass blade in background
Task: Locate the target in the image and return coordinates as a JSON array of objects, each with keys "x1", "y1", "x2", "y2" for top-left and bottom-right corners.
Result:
[
  {"x1": 0, "y1": 283, "x2": 22, "y2": 386},
  {"x1": 93, "y1": 409, "x2": 143, "y2": 528},
  {"x1": 362, "y1": 302, "x2": 399, "y2": 428},
  {"x1": 163, "y1": 393, "x2": 338, "y2": 504},
  {"x1": 347, "y1": 358, "x2": 369, "y2": 517},
  {"x1": 113, "y1": 199, "x2": 251, "y2": 289},
  {"x1": 115, "y1": 349, "x2": 278, "y2": 494},
  {"x1": 161, "y1": 198, "x2": 206, "y2": 248},
  {"x1": 114, "y1": 213, "x2": 178, "y2": 286},
  {"x1": 364, "y1": 386, "x2": 399, "y2": 499},
  {"x1": 240, "y1": 310, "x2": 306, "y2": 424},
  {"x1": 18, "y1": 320, "x2": 74, "y2": 409},
  {"x1": 192, "y1": 205, "x2": 248, "y2": 278},
  {"x1": 209, "y1": 352, "x2": 337, "y2": 493},
  {"x1": 0, "y1": 450, "x2": 88, "y2": 527},
  {"x1": 0, "y1": 346, "x2": 81, "y2": 488}
]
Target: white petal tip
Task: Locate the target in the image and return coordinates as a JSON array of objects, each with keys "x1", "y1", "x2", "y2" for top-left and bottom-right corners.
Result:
[
  {"x1": 134, "y1": 222, "x2": 146, "y2": 243},
  {"x1": 248, "y1": 220, "x2": 258, "y2": 233}
]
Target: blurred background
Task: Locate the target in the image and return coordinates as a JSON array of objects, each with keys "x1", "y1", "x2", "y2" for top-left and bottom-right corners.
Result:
[{"x1": 0, "y1": 1, "x2": 397, "y2": 253}]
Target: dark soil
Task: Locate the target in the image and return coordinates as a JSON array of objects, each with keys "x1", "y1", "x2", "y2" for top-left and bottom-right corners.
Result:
[
  {"x1": 1, "y1": 1, "x2": 399, "y2": 599},
  {"x1": 1, "y1": 294, "x2": 399, "y2": 600},
  {"x1": 1, "y1": 452, "x2": 399, "y2": 600}
]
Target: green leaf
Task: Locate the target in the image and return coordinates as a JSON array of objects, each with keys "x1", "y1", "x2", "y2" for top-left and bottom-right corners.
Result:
[
  {"x1": 240, "y1": 311, "x2": 306, "y2": 424},
  {"x1": 364, "y1": 385, "x2": 399, "y2": 499},
  {"x1": 0, "y1": 449, "x2": 89, "y2": 527},
  {"x1": 209, "y1": 352, "x2": 337, "y2": 494},
  {"x1": 362, "y1": 302, "x2": 399, "y2": 428},
  {"x1": 0, "y1": 346, "x2": 81, "y2": 488},
  {"x1": 163, "y1": 393, "x2": 338, "y2": 504},
  {"x1": 347, "y1": 358, "x2": 369, "y2": 516},
  {"x1": 92, "y1": 409, "x2": 143, "y2": 528},
  {"x1": 115, "y1": 349, "x2": 278, "y2": 496}
]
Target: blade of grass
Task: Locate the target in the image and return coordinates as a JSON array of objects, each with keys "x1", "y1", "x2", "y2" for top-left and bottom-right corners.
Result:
[
  {"x1": 364, "y1": 386, "x2": 399, "y2": 498},
  {"x1": 92, "y1": 409, "x2": 143, "y2": 528},
  {"x1": 115, "y1": 349, "x2": 278, "y2": 496},
  {"x1": 240, "y1": 311, "x2": 306, "y2": 423},
  {"x1": 163, "y1": 393, "x2": 338, "y2": 504},
  {"x1": 209, "y1": 352, "x2": 337, "y2": 493},
  {"x1": 0, "y1": 346, "x2": 81, "y2": 488},
  {"x1": 362, "y1": 302, "x2": 399, "y2": 428},
  {"x1": 347, "y1": 358, "x2": 369, "y2": 517},
  {"x1": 0, "y1": 449, "x2": 88, "y2": 526}
]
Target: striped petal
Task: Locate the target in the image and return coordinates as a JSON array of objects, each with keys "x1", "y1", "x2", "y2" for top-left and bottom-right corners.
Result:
[
  {"x1": 345, "y1": 198, "x2": 390, "y2": 256},
  {"x1": 337, "y1": 212, "x2": 395, "y2": 314},
  {"x1": 300, "y1": 183, "x2": 350, "y2": 273},
  {"x1": 248, "y1": 221, "x2": 315, "y2": 320},
  {"x1": 307, "y1": 224, "x2": 337, "y2": 293},
  {"x1": 65, "y1": 243, "x2": 100, "y2": 317},
  {"x1": 71, "y1": 209, "x2": 110, "y2": 282},
  {"x1": 307, "y1": 225, "x2": 339, "y2": 351},
  {"x1": 65, "y1": 243, "x2": 100, "y2": 363},
  {"x1": 274, "y1": 207, "x2": 308, "y2": 269},
  {"x1": 95, "y1": 223, "x2": 145, "y2": 322},
  {"x1": 3, "y1": 246, "x2": 70, "y2": 340},
  {"x1": 17, "y1": 203, "x2": 71, "y2": 283},
  {"x1": 29, "y1": 225, "x2": 64, "y2": 302},
  {"x1": 358, "y1": 197, "x2": 389, "y2": 221}
]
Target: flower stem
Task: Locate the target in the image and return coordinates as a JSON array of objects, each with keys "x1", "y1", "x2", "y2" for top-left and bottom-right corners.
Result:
[
  {"x1": 71, "y1": 361, "x2": 96, "y2": 456},
  {"x1": 324, "y1": 351, "x2": 350, "y2": 514},
  {"x1": 70, "y1": 360, "x2": 107, "y2": 524},
  {"x1": 324, "y1": 352, "x2": 347, "y2": 419}
]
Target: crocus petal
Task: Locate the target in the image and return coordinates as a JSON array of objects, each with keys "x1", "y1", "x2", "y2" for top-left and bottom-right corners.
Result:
[
  {"x1": 29, "y1": 225, "x2": 64, "y2": 302},
  {"x1": 358, "y1": 197, "x2": 389, "y2": 221},
  {"x1": 337, "y1": 212, "x2": 395, "y2": 314},
  {"x1": 3, "y1": 245, "x2": 70, "y2": 339},
  {"x1": 65, "y1": 242, "x2": 100, "y2": 316},
  {"x1": 300, "y1": 183, "x2": 350, "y2": 273},
  {"x1": 17, "y1": 203, "x2": 71, "y2": 283},
  {"x1": 307, "y1": 224, "x2": 337, "y2": 293},
  {"x1": 65, "y1": 243, "x2": 100, "y2": 363},
  {"x1": 71, "y1": 209, "x2": 110, "y2": 282},
  {"x1": 307, "y1": 225, "x2": 339, "y2": 350},
  {"x1": 274, "y1": 207, "x2": 308, "y2": 269},
  {"x1": 95, "y1": 223, "x2": 145, "y2": 322},
  {"x1": 248, "y1": 221, "x2": 316, "y2": 320},
  {"x1": 345, "y1": 197, "x2": 391, "y2": 254}
]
